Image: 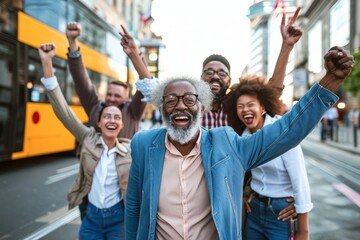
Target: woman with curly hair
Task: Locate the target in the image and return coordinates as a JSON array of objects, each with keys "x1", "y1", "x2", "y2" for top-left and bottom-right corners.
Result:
[{"x1": 223, "y1": 76, "x2": 312, "y2": 240}]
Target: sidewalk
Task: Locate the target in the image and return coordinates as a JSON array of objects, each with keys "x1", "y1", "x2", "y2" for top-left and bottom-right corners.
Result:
[{"x1": 306, "y1": 124, "x2": 360, "y2": 155}]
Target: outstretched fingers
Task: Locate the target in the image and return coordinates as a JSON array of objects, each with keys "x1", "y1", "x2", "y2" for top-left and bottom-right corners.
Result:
[
  {"x1": 287, "y1": 7, "x2": 300, "y2": 25},
  {"x1": 281, "y1": 12, "x2": 286, "y2": 27},
  {"x1": 121, "y1": 25, "x2": 130, "y2": 35}
]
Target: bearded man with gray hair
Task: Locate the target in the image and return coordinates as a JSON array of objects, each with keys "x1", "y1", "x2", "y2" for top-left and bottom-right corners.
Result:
[{"x1": 125, "y1": 46, "x2": 354, "y2": 240}]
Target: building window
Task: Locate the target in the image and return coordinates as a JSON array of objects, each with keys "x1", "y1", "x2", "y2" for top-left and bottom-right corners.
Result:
[
  {"x1": 308, "y1": 21, "x2": 322, "y2": 75},
  {"x1": 330, "y1": 0, "x2": 350, "y2": 47}
]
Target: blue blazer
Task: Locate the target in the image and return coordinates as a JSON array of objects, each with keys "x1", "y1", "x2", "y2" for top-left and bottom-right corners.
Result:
[{"x1": 125, "y1": 83, "x2": 338, "y2": 240}]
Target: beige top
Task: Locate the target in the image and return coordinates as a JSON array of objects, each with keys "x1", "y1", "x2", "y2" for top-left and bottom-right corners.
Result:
[{"x1": 155, "y1": 132, "x2": 218, "y2": 240}]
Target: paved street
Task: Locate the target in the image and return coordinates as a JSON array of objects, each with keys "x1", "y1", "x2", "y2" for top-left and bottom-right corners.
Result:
[{"x1": 1, "y1": 122, "x2": 359, "y2": 240}]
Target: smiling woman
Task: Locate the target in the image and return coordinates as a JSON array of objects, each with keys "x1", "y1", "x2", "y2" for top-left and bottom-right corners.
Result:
[{"x1": 38, "y1": 43, "x2": 131, "y2": 240}]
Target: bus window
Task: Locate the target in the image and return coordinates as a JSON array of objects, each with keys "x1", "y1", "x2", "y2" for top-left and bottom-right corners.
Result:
[
  {"x1": 24, "y1": 0, "x2": 66, "y2": 32},
  {"x1": 0, "y1": 0, "x2": 18, "y2": 36},
  {"x1": 27, "y1": 48, "x2": 67, "y2": 103},
  {"x1": 67, "y1": 0, "x2": 106, "y2": 53},
  {"x1": 65, "y1": 67, "x2": 79, "y2": 105},
  {"x1": 88, "y1": 70, "x2": 102, "y2": 99},
  {"x1": 65, "y1": 66, "x2": 113, "y2": 105},
  {"x1": 0, "y1": 41, "x2": 14, "y2": 154}
]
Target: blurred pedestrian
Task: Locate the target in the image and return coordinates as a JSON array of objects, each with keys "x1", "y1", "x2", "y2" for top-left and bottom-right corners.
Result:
[
  {"x1": 151, "y1": 108, "x2": 162, "y2": 128},
  {"x1": 323, "y1": 106, "x2": 339, "y2": 140},
  {"x1": 39, "y1": 43, "x2": 131, "y2": 240},
  {"x1": 352, "y1": 109, "x2": 359, "y2": 127},
  {"x1": 125, "y1": 46, "x2": 354, "y2": 239},
  {"x1": 66, "y1": 22, "x2": 158, "y2": 218},
  {"x1": 320, "y1": 116, "x2": 328, "y2": 141},
  {"x1": 224, "y1": 77, "x2": 312, "y2": 240}
]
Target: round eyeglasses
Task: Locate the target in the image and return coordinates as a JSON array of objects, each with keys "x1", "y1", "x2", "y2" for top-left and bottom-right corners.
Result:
[
  {"x1": 203, "y1": 69, "x2": 229, "y2": 79},
  {"x1": 162, "y1": 93, "x2": 199, "y2": 108}
]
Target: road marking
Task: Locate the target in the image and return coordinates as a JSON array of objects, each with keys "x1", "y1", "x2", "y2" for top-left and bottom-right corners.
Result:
[
  {"x1": 22, "y1": 209, "x2": 79, "y2": 240},
  {"x1": 333, "y1": 183, "x2": 360, "y2": 208},
  {"x1": 35, "y1": 206, "x2": 80, "y2": 224},
  {"x1": 306, "y1": 157, "x2": 338, "y2": 178},
  {"x1": 45, "y1": 163, "x2": 79, "y2": 184},
  {"x1": 302, "y1": 141, "x2": 360, "y2": 186},
  {"x1": 307, "y1": 156, "x2": 360, "y2": 208}
]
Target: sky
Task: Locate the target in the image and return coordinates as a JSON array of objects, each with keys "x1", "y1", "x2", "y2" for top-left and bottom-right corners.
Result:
[{"x1": 150, "y1": 0, "x2": 251, "y2": 81}]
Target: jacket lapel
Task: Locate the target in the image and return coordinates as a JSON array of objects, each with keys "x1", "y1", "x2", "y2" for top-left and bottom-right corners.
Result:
[
  {"x1": 149, "y1": 130, "x2": 167, "y2": 225},
  {"x1": 200, "y1": 128, "x2": 213, "y2": 203}
]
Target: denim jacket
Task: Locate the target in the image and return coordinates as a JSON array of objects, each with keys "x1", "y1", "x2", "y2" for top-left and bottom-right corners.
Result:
[{"x1": 125, "y1": 83, "x2": 338, "y2": 240}]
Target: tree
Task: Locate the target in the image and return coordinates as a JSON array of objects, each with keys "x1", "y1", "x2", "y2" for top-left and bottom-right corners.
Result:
[{"x1": 344, "y1": 51, "x2": 360, "y2": 99}]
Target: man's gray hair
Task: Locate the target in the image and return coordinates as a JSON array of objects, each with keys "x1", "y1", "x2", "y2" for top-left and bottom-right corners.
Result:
[{"x1": 151, "y1": 77, "x2": 214, "y2": 112}]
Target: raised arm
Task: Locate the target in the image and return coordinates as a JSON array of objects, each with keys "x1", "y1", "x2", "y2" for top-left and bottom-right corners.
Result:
[
  {"x1": 66, "y1": 22, "x2": 100, "y2": 117},
  {"x1": 39, "y1": 43, "x2": 89, "y2": 143},
  {"x1": 238, "y1": 46, "x2": 354, "y2": 170},
  {"x1": 66, "y1": 22, "x2": 80, "y2": 52},
  {"x1": 39, "y1": 43, "x2": 56, "y2": 79},
  {"x1": 268, "y1": 7, "x2": 303, "y2": 94},
  {"x1": 119, "y1": 25, "x2": 151, "y2": 79},
  {"x1": 119, "y1": 25, "x2": 159, "y2": 119}
]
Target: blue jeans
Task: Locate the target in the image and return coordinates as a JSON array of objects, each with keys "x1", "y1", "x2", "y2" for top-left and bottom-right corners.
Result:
[
  {"x1": 79, "y1": 202, "x2": 87, "y2": 220},
  {"x1": 79, "y1": 201, "x2": 125, "y2": 240},
  {"x1": 245, "y1": 195, "x2": 296, "y2": 240}
]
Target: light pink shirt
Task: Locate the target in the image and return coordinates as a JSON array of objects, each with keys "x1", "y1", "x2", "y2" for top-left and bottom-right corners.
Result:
[{"x1": 155, "y1": 131, "x2": 218, "y2": 240}]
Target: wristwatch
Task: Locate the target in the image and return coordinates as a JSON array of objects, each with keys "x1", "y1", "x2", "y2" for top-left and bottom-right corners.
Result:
[{"x1": 67, "y1": 47, "x2": 81, "y2": 58}]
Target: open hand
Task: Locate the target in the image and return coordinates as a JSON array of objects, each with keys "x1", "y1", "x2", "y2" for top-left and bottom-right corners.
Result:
[{"x1": 278, "y1": 197, "x2": 297, "y2": 221}]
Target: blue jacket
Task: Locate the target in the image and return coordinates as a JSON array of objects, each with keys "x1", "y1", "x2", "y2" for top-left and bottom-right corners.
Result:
[{"x1": 125, "y1": 83, "x2": 338, "y2": 240}]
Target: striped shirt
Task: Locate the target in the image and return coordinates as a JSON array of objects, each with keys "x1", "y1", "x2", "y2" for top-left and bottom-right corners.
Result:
[{"x1": 202, "y1": 105, "x2": 228, "y2": 129}]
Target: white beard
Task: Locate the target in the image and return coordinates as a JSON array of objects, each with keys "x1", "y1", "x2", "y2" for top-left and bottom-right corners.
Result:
[{"x1": 162, "y1": 108, "x2": 201, "y2": 145}]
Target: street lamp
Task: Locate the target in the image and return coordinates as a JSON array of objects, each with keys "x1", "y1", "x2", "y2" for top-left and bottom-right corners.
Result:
[{"x1": 141, "y1": 40, "x2": 165, "y2": 78}]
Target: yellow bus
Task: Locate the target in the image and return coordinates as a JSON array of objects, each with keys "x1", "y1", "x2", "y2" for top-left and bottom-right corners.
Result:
[{"x1": 0, "y1": 0, "x2": 133, "y2": 161}]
